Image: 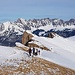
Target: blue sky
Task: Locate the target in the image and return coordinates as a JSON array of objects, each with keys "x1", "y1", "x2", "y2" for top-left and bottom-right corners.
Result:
[{"x1": 0, "y1": 0, "x2": 75, "y2": 22}]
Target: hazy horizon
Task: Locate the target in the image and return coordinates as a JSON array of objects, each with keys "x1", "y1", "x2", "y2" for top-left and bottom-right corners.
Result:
[{"x1": 0, "y1": 0, "x2": 75, "y2": 22}]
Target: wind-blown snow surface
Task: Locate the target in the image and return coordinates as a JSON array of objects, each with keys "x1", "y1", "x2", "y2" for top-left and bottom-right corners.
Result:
[
  {"x1": 67, "y1": 36, "x2": 75, "y2": 41},
  {"x1": 0, "y1": 46, "x2": 29, "y2": 66},
  {"x1": 32, "y1": 36, "x2": 75, "y2": 70}
]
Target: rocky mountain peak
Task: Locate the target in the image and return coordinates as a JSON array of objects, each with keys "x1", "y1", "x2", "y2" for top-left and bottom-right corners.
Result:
[{"x1": 16, "y1": 18, "x2": 27, "y2": 25}]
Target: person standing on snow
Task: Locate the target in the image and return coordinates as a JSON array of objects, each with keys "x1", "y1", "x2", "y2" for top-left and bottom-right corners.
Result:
[
  {"x1": 33, "y1": 47, "x2": 35, "y2": 55},
  {"x1": 29, "y1": 47, "x2": 32, "y2": 56},
  {"x1": 38, "y1": 49, "x2": 40, "y2": 55}
]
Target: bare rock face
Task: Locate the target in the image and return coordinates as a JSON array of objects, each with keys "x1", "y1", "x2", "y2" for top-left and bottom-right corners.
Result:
[
  {"x1": 48, "y1": 32, "x2": 56, "y2": 38},
  {"x1": 22, "y1": 31, "x2": 33, "y2": 45}
]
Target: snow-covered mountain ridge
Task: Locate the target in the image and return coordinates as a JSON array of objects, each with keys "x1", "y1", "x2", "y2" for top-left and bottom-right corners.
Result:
[
  {"x1": 0, "y1": 18, "x2": 75, "y2": 36},
  {"x1": 0, "y1": 18, "x2": 75, "y2": 33},
  {"x1": 0, "y1": 32, "x2": 75, "y2": 74},
  {"x1": 32, "y1": 35, "x2": 75, "y2": 70},
  {"x1": 0, "y1": 18, "x2": 75, "y2": 46}
]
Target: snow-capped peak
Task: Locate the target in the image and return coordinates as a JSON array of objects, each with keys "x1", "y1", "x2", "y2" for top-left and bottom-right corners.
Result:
[
  {"x1": 16, "y1": 18, "x2": 27, "y2": 25},
  {"x1": 3, "y1": 21, "x2": 11, "y2": 25}
]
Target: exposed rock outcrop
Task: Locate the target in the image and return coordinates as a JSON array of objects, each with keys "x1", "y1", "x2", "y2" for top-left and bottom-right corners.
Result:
[
  {"x1": 48, "y1": 32, "x2": 56, "y2": 38},
  {"x1": 28, "y1": 43, "x2": 49, "y2": 50},
  {"x1": 22, "y1": 31, "x2": 33, "y2": 45},
  {"x1": 21, "y1": 31, "x2": 49, "y2": 51}
]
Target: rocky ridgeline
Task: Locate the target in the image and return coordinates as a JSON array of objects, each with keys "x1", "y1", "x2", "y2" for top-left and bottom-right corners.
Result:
[
  {"x1": 16, "y1": 18, "x2": 75, "y2": 28},
  {"x1": 0, "y1": 18, "x2": 75, "y2": 46}
]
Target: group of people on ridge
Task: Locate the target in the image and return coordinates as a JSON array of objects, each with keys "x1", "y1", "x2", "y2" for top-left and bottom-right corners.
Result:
[{"x1": 28, "y1": 47, "x2": 40, "y2": 56}]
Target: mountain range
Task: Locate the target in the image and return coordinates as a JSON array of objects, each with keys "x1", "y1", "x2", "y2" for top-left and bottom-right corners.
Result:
[
  {"x1": 0, "y1": 18, "x2": 75, "y2": 74},
  {"x1": 0, "y1": 18, "x2": 75, "y2": 46}
]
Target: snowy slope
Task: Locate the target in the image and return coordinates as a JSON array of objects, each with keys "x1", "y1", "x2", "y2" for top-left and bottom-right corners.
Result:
[
  {"x1": 0, "y1": 21, "x2": 25, "y2": 35},
  {"x1": 0, "y1": 18, "x2": 75, "y2": 70},
  {"x1": 38, "y1": 24, "x2": 75, "y2": 31},
  {"x1": 0, "y1": 46, "x2": 29, "y2": 65},
  {"x1": 32, "y1": 35, "x2": 75, "y2": 70},
  {"x1": 0, "y1": 34, "x2": 75, "y2": 70},
  {"x1": 67, "y1": 36, "x2": 75, "y2": 41}
]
